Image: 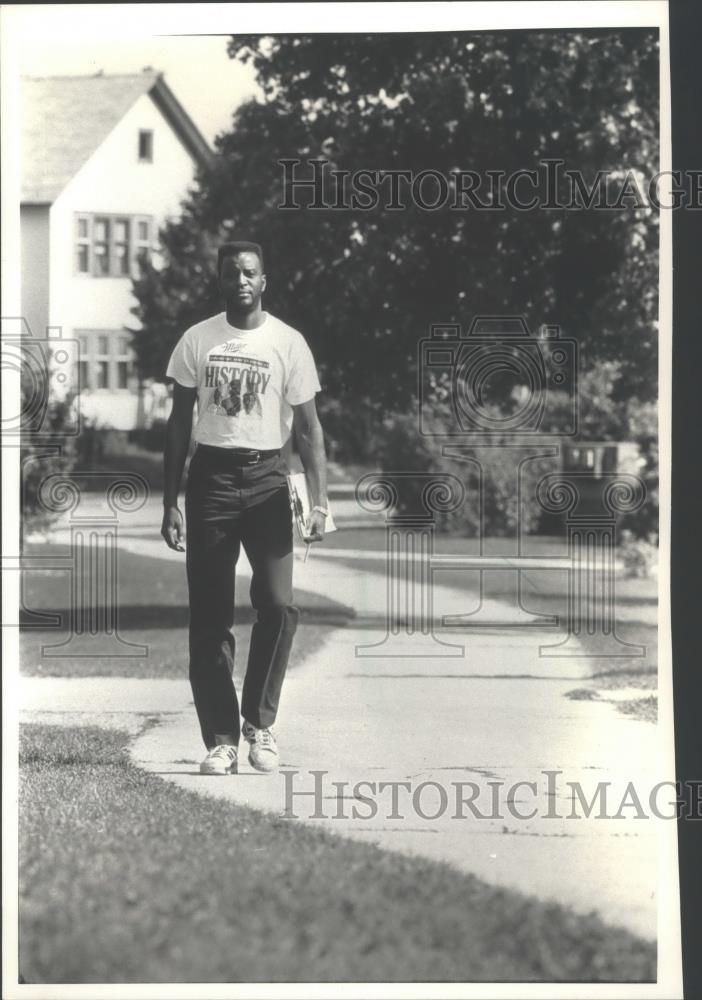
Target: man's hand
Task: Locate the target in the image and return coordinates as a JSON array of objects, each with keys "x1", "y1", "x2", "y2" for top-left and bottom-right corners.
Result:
[
  {"x1": 305, "y1": 508, "x2": 326, "y2": 543},
  {"x1": 292, "y1": 399, "x2": 328, "y2": 546},
  {"x1": 162, "y1": 505, "x2": 185, "y2": 551}
]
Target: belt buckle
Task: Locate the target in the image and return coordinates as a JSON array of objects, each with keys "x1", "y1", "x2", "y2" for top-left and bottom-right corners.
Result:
[{"x1": 247, "y1": 450, "x2": 260, "y2": 466}]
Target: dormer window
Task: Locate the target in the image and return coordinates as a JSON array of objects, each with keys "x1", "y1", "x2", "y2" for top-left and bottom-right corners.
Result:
[{"x1": 138, "y1": 130, "x2": 153, "y2": 163}]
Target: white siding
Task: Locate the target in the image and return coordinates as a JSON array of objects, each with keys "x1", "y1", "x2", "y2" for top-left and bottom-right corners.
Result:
[
  {"x1": 48, "y1": 90, "x2": 200, "y2": 429},
  {"x1": 20, "y1": 205, "x2": 51, "y2": 339}
]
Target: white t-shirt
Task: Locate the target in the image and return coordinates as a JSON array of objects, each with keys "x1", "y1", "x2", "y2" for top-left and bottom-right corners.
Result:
[{"x1": 165, "y1": 311, "x2": 321, "y2": 449}]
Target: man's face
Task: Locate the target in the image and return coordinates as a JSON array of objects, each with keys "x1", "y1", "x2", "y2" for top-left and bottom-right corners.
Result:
[{"x1": 219, "y1": 251, "x2": 266, "y2": 310}]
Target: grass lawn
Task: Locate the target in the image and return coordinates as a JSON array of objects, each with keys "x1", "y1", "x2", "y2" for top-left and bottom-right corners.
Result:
[
  {"x1": 616, "y1": 695, "x2": 658, "y2": 724},
  {"x1": 19, "y1": 532, "x2": 658, "y2": 700},
  {"x1": 19, "y1": 544, "x2": 354, "y2": 678},
  {"x1": 18, "y1": 724, "x2": 656, "y2": 984}
]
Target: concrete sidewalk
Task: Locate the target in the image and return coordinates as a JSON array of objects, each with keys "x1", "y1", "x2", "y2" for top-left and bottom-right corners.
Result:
[
  {"x1": 20, "y1": 536, "x2": 665, "y2": 942},
  {"x1": 132, "y1": 653, "x2": 660, "y2": 942}
]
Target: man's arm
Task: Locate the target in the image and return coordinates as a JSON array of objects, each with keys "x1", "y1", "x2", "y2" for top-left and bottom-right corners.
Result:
[
  {"x1": 161, "y1": 382, "x2": 197, "y2": 550},
  {"x1": 292, "y1": 397, "x2": 328, "y2": 542}
]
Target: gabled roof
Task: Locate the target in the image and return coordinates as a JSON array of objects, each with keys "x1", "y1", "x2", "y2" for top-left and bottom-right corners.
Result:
[{"x1": 22, "y1": 71, "x2": 212, "y2": 204}]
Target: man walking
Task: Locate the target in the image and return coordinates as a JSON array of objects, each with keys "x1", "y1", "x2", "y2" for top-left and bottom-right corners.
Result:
[{"x1": 161, "y1": 241, "x2": 328, "y2": 775}]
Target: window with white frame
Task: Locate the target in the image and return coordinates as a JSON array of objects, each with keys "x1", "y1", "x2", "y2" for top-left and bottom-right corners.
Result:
[
  {"x1": 115, "y1": 334, "x2": 132, "y2": 389},
  {"x1": 113, "y1": 219, "x2": 131, "y2": 276},
  {"x1": 75, "y1": 214, "x2": 153, "y2": 277},
  {"x1": 76, "y1": 330, "x2": 136, "y2": 391},
  {"x1": 76, "y1": 217, "x2": 90, "y2": 273},
  {"x1": 134, "y1": 218, "x2": 152, "y2": 270},
  {"x1": 138, "y1": 130, "x2": 154, "y2": 163},
  {"x1": 78, "y1": 334, "x2": 89, "y2": 391}
]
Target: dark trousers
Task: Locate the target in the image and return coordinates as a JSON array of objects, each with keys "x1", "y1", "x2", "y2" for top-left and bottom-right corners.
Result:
[{"x1": 185, "y1": 445, "x2": 299, "y2": 749}]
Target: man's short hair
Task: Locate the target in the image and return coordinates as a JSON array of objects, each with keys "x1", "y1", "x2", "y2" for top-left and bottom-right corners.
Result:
[{"x1": 218, "y1": 241, "x2": 264, "y2": 274}]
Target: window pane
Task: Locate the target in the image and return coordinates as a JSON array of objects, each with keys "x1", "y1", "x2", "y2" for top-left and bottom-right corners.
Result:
[
  {"x1": 79, "y1": 361, "x2": 89, "y2": 389},
  {"x1": 138, "y1": 131, "x2": 153, "y2": 161},
  {"x1": 115, "y1": 244, "x2": 130, "y2": 275},
  {"x1": 137, "y1": 220, "x2": 149, "y2": 241},
  {"x1": 114, "y1": 220, "x2": 129, "y2": 242},
  {"x1": 96, "y1": 361, "x2": 109, "y2": 388},
  {"x1": 78, "y1": 335, "x2": 89, "y2": 354},
  {"x1": 77, "y1": 218, "x2": 89, "y2": 238},
  {"x1": 97, "y1": 335, "x2": 109, "y2": 355},
  {"x1": 77, "y1": 245, "x2": 89, "y2": 272},
  {"x1": 94, "y1": 245, "x2": 110, "y2": 275},
  {"x1": 94, "y1": 219, "x2": 109, "y2": 241},
  {"x1": 602, "y1": 447, "x2": 617, "y2": 473},
  {"x1": 117, "y1": 335, "x2": 130, "y2": 355},
  {"x1": 116, "y1": 361, "x2": 130, "y2": 389}
]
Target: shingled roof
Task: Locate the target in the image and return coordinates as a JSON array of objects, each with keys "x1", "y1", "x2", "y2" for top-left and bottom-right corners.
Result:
[{"x1": 22, "y1": 71, "x2": 212, "y2": 204}]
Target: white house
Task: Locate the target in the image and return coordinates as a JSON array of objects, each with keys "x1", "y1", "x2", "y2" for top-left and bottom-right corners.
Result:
[{"x1": 20, "y1": 70, "x2": 212, "y2": 430}]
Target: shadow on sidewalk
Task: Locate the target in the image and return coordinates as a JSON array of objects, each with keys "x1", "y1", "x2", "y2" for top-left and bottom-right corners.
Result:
[{"x1": 20, "y1": 598, "x2": 356, "y2": 632}]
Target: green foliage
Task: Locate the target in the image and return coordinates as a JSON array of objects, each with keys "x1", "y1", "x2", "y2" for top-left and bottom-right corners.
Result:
[
  {"x1": 131, "y1": 30, "x2": 659, "y2": 415},
  {"x1": 316, "y1": 396, "x2": 385, "y2": 464},
  {"x1": 621, "y1": 398, "x2": 658, "y2": 540},
  {"x1": 618, "y1": 531, "x2": 658, "y2": 578},
  {"x1": 21, "y1": 390, "x2": 79, "y2": 541},
  {"x1": 564, "y1": 364, "x2": 658, "y2": 540},
  {"x1": 373, "y1": 403, "x2": 558, "y2": 537},
  {"x1": 129, "y1": 30, "x2": 660, "y2": 538},
  {"x1": 129, "y1": 419, "x2": 168, "y2": 453},
  {"x1": 376, "y1": 361, "x2": 658, "y2": 538}
]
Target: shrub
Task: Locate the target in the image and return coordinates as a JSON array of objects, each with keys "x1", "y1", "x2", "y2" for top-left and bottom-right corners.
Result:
[
  {"x1": 21, "y1": 391, "x2": 79, "y2": 543},
  {"x1": 317, "y1": 396, "x2": 385, "y2": 465},
  {"x1": 128, "y1": 419, "x2": 168, "y2": 453},
  {"x1": 371, "y1": 360, "x2": 660, "y2": 540},
  {"x1": 618, "y1": 529, "x2": 658, "y2": 578},
  {"x1": 621, "y1": 398, "x2": 658, "y2": 542},
  {"x1": 374, "y1": 402, "x2": 559, "y2": 538}
]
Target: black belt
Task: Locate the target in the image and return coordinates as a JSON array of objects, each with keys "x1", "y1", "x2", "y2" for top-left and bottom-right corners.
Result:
[{"x1": 195, "y1": 444, "x2": 280, "y2": 466}]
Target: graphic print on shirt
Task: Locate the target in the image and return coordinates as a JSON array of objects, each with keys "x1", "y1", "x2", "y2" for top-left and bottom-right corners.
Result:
[{"x1": 203, "y1": 340, "x2": 272, "y2": 421}]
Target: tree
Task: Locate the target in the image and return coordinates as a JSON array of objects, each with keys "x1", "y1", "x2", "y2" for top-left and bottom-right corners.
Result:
[{"x1": 131, "y1": 29, "x2": 660, "y2": 438}]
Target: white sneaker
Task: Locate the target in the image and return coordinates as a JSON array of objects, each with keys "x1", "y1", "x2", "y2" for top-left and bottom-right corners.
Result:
[
  {"x1": 200, "y1": 744, "x2": 238, "y2": 775},
  {"x1": 242, "y1": 721, "x2": 279, "y2": 773}
]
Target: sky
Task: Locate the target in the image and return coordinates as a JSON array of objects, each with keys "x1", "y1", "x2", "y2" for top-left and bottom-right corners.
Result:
[{"x1": 19, "y1": 33, "x2": 260, "y2": 147}]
